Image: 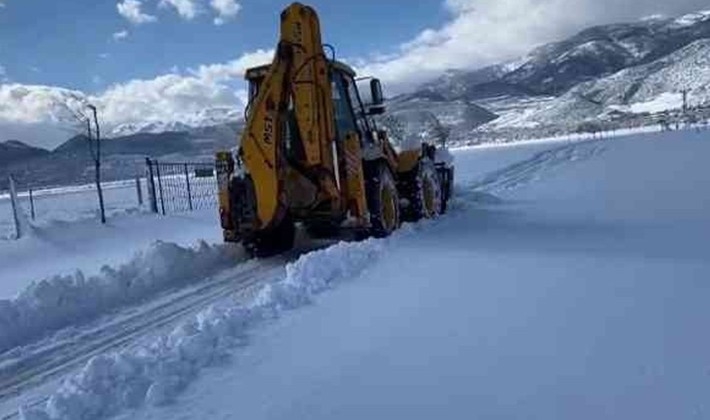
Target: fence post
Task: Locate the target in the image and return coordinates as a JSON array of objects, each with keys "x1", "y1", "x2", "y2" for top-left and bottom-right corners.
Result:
[
  {"x1": 29, "y1": 188, "x2": 36, "y2": 220},
  {"x1": 145, "y1": 158, "x2": 158, "y2": 214},
  {"x1": 8, "y1": 175, "x2": 23, "y2": 239},
  {"x1": 135, "y1": 177, "x2": 143, "y2": 206},
  {"x1": 184, "y1": 163, "x2": 193, "y2": 211},
  {"x1": 155, "y1": 160, "x2": 166, "y2": 216}
]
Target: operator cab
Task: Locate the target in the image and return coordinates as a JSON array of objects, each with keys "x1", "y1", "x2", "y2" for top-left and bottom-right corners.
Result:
[{"x1": 243, "y1": 60, "x2": 385, "y2": 144}]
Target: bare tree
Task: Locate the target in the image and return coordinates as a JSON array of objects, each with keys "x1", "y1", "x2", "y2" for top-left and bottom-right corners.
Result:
[
  {"x1": 87, "y1": 104, "x2": 106, "y2": 224},
  {"x1": 54, "y1": 95, "x2": 106, "y2": 224}
]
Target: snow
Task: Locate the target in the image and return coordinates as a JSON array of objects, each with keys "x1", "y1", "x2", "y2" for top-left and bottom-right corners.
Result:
[
  {"x1": 628, "y1": 92, "x2": 683, "y2": 114},
  {"x1": 670, "y1": 9, "x2": 710, "y2": 28},
  {"x1": 0, "y1": 240, "x2": 242, "y2": 353},
  {"x1": 9, "y1": 129, "x2": 710, "y2": 420},
  {"x1": 108, "y1": 107, "x2": 242, "y2": 137},
  {"x1": 124, "y1": 129, "x2": 709, "y2": 420},
  {"x1": 0, "y1": 208, "x2": 222, "y2": 299},
  {"x1": 18, "y1": 238, "x2": 389, "y2": 420},
  {"x1": 487, "y1": 38, "x2": 710, "y2": 130},
  {"x1": 0, "y1": 180, "x2": 147, "y2": 240},
  {"x1": 552, "y1": 40, "x2": 611, "y2": 65}
]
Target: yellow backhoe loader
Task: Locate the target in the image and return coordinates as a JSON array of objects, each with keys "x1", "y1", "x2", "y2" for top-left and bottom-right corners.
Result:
[{"x1": 216, "y1": 2, "x2": 454, "y2": 257}]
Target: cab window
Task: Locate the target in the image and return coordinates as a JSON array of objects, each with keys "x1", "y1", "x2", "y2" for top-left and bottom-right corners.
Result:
[{"x1": 331, "y1": 71, "x2": 358, "y2": 138}]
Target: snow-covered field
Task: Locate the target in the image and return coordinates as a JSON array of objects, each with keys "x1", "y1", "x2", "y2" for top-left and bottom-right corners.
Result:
[
  {"x1": 0, "y1": 208, "x2": 223, "y2": 300},
  {"x1": 0, "y1": 181, "x2": 146, "y2": 241},
  {"x1": 3, "y1": 129, "x2": 710, "y2": 420}
]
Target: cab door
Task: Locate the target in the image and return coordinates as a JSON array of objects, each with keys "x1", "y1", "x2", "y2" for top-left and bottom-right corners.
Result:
[{"x1": 330, "y1": 70, "x2": 368, "y2": 223}]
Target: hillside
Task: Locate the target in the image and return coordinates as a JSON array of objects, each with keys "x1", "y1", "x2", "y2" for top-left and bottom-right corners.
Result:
[
  {"x1": 0, "y1": 140, "x2": 49, "y2": 168},
  {"x1": 401, "y1": 9, "x2": 710, "y2": 142},
  {"x1": 0, "y1": 122, "x2": 241, "y2": 191},
  {"x1": 418, "y1": 10, "x2": 710, "y2": 101},
  {"x1": 483, "y1": 38, "x2": 710, "y2": 132}
]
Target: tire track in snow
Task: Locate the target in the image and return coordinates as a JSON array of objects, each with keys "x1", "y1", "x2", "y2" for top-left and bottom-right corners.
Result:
[
  {"x1": 0, "y1": 250, "x2": 312, "y2": 420},
  {"x1": 17, "y1": 239, "x2": 384, "y2": 420},
  {"x1": 470, "y1": 140, "x2": 607, "y2": 193}
]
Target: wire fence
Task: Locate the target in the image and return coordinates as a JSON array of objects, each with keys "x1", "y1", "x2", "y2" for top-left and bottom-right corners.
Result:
[
  {"x1": 145, "y1": 159, "x2": 218, "y2": 215},
  {"x1": 0, "y1": 177, "x2": 147, "y2": 240},
  {"x1": 1, "y1": 159, "x2": 219, "y2": 240}
]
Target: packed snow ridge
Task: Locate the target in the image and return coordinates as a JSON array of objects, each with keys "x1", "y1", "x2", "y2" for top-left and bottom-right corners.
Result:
[
  {"x1": 0, "y1": 241, "x2": 241, "y2": 353},
  {"x1": 17, "y1": 232, "x2": 412, "y2": 420}
]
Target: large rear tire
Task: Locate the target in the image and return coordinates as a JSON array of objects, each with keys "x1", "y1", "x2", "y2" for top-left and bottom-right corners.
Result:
[
  {"x1": 366, "y1": 163, "x2": 400, "y2": 238},
  {"x1": 244, "y1": 216, "x2": 296, "y2": 258},
  {"x1": 410, "y1": 158, "x2": 443, "y2": 220}
]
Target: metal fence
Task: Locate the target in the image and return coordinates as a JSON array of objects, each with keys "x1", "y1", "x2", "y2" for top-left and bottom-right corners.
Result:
[
  {"x1": 1, "y1": 159, "x2": 218, "y2": 240},
  {"x1": 1, "y1": 176, "x2": 148, "y2": 240},
  {"x1": 145, "y1": 159, "x2": 218, "y2": 215}
]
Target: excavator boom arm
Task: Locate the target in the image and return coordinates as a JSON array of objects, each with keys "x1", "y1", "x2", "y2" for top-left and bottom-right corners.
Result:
[{"x1": 238, "y1": 3, "x2": 336, "y2": 230}]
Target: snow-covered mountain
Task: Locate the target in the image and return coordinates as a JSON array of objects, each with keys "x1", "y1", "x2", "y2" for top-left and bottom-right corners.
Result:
[
  {"x1": 400, "y1": 8, "x2": 710, "y2": 142},
  {"x1": 108, "y1": 107, "x2": 243, "y2": 137},
  {"x1": 419, "y1": 10, "x2": 710, "y2": 101},
  {"x1": 488, "y1": 38, "x2": 710, "y2": 130}
]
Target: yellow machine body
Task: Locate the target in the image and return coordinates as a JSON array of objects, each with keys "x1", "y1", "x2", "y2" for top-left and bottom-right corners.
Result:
[{"x1": 216, "y1": 2, "x2": 454, "y2": 256}]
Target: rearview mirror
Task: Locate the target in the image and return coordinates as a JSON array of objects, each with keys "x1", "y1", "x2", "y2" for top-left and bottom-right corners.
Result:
[{"x1": 370, "y1": 79, "x2": 384, "y2": 106}]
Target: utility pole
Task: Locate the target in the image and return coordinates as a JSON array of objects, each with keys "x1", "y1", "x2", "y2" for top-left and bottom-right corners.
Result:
[{"x1": 87, "y1": 104, "x2": 106, "y2": 224}]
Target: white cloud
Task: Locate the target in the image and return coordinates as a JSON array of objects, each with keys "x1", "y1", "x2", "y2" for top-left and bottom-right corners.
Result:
[
  {"x1": 94, "y1": 49, "x2": 272, "y2": 125},
  {"x1": 117, "y1": 0, "x2": 157, "y2": 24},
  {"x1": 0, "y1": 84, "x2": 87, "y2": 125},
  {"x1": 189, "y1": 49, "x2": 273, "y2": 83},
  {"x1": 0, "y1": 49, "x2": 273, "y2": 144},
  {"x1": 355, "y1": 0, "x2": 710, "y2": 94},
  {"x1": 99, "y1": 53, "x2": 111, "y2": 59},
  {"x1": 210, "y1": 0, "x2": 241, "y2": 25},
  {"x1": 0, "y1": 85, "x2": 90, "y2": 148},
  {"x1": 158, "y1": 0, "x2": 241, "y2": 24},
  {"x1": 0, "y1": 1, "x2": 5, "y2": 9},
  {"x1": 112, "y1": 29, "x2": 129, "y2": 40},
  {"x1": 96, "y1": 74, "x2": 234, "y2": 123},
  {"x1": 160, "y1": 0, "x2": 200, "y2": 20}
]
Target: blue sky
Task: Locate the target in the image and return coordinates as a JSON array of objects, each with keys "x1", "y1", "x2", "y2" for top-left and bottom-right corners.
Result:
[{"x1": 0, "y1": 0, "x2": 447, "y2": 92}]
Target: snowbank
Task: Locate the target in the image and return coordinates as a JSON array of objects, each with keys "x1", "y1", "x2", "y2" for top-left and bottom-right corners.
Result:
[
  {"x1": 19, "y1": 236, "x2": 395, "y2": 420},
  {"x1": 0, "y1": 241, "x2": 241, "y2": 353},
  {"x1": 0, "y1": 207, "x2": 223, "y2": 300}
]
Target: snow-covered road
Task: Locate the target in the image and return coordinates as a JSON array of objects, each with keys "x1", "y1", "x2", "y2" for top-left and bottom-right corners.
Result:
[
  {"x1": 126, "y1": 131, "x2": 710, "y2": 420},
  {"x1": 0, "y1": 258, "x2": 282, "y2": 415},
  {"x1": 6, "y1": 130, "x2": 710, "y2": 420}
]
